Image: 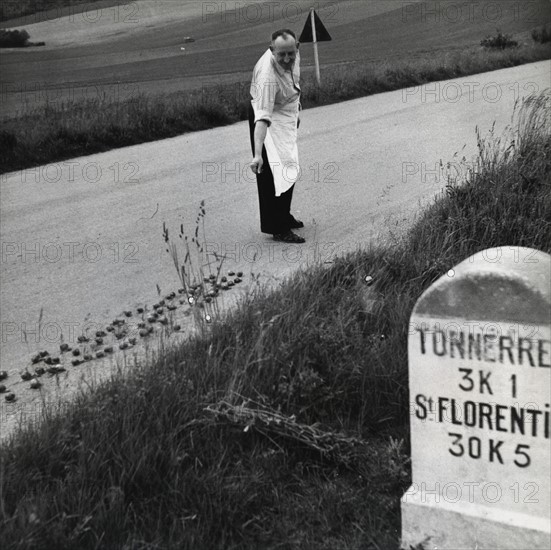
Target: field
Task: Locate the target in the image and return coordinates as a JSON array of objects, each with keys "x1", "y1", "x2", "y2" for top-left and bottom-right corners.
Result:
[{"x1": 1, "y1": 0, "x2": 548, "y2": 114}]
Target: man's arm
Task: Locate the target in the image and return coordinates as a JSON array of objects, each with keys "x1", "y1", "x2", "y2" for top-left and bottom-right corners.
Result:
[{"x1": 251, "y1": 120, "x2": 268, "y2": 174}]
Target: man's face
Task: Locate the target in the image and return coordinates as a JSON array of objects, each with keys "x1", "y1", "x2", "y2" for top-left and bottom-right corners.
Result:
[{"x1": 272, "y1": 36, "x2": 297, "y2": 71}]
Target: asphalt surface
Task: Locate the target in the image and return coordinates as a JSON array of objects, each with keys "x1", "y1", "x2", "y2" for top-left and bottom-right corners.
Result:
[{"x1": 1, "y1": 60, "x2": 550, "y2": 439}]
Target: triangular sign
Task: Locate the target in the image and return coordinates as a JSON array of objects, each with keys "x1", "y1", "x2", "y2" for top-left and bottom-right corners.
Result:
[{"x1": 299, "y1": 9, "x2": 332, "y2": 43}]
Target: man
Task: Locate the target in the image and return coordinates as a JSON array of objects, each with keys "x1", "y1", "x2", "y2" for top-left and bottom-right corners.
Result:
[{"x1": 249, "y1": 29, "x2": 305, "y2": 244}]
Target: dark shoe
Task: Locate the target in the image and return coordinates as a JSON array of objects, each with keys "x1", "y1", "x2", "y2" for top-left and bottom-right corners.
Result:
[
  {"x1": 273, "y1": 230, "x2": 305, "y2": 243},
  {"x1": 289, "y1": 216, "x2": 304, "y2": 229}
]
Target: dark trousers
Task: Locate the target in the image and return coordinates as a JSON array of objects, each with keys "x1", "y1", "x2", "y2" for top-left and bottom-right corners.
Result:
[{"x1": 248, "y1": 103, "x2": 295, "y2": 235}]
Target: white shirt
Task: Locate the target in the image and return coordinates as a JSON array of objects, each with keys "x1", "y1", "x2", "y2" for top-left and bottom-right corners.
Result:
[{"x1": 250, "y1": 48, "x2": 301, "y2": 196}]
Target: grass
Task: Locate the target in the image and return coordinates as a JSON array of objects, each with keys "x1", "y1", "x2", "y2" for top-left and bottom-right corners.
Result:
[
  {"x1": 1, "y1": 40, "x2": 550, "y2": 173},
  {"x1": 1, "y1": 93, "x2": 549, "y2": 549},
  {"x1": 0, "y1": 0, "x2": 116, "y2": 24}
]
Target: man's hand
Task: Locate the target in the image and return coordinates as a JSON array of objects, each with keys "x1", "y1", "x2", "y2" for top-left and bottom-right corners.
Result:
[{"x1": 250, "y1": 156, "x2": 264, "y2": 174}]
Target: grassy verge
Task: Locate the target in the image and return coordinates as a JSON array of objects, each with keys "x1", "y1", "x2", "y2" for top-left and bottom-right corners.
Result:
[
  {"x1": 1, "y1": 41, "x2": 550, "y2": 173},
  {"x1": 1, "y1": 93, "x2": 549, "y2": 549}
]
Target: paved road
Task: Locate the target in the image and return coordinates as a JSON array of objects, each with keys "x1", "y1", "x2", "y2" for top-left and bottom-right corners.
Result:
[{"x1": 0, "y1": 60, "x2": 549, "y2": 437}]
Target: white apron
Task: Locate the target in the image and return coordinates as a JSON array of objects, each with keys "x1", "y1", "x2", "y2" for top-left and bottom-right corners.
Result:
[{"x1": 264, "y1": 99, "x2": 300, "y2": 196}]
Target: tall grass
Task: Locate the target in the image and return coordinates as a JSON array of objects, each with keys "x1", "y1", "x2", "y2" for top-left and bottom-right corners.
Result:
[
  {"x1": 2, "y1": 42, "x2": 550, "y2": 173},
  {"x1": 1, "y1": 93, "x2": 549, "y2": 548}
]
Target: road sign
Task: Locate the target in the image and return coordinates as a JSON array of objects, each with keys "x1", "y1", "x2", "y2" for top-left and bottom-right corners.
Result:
[{"x1": 299, "y1": 8, "x2": 332, "y2": 86}]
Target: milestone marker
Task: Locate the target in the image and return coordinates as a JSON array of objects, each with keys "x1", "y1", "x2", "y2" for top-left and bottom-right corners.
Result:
[
  {"x1": 299, "y1": 8, "x2": 332, "y2": 86},
  {"x1": 401, "y1": 247, "x2": 551, "y2": 549}
]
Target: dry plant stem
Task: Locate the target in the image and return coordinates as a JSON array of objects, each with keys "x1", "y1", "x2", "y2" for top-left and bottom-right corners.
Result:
[
  {"x1": 205, "y1": 397, "x2": 368, "y2": 470},
  {"x1": 163, "y1": 201, "x2": 227, "y2": 327}
]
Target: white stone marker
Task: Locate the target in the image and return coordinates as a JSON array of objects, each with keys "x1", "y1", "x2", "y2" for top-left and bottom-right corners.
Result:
[{"x1": 401, "y1": 247, "x2": 550, "y2": 549}]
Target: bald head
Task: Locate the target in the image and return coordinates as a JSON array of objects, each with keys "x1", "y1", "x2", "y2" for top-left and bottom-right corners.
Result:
[{"x1": 270, "y1": 31, "x2": 298, "y2": 71}]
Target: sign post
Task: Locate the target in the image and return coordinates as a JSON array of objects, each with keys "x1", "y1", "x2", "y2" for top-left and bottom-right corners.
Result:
[
  {"x1": 310, "y1": 8, "x2": 321, "y2": 86},
  {"x1": 401, "y1": 247, "x2": 551, "y2": 549}
]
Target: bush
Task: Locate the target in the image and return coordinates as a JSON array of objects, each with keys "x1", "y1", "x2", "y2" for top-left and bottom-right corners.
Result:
[
  {"x1": 532, "y1": 25, "x2": 551, "y2": 44},
  {"x1": 0, "y1": 129, "x2": 17, "y2": 150},
  {"x1": 481, "y1": 29, "x2": 518, "y2": 49},
  {"x1": 0, "y1": 28, "x2": 30, "y2": 47}
]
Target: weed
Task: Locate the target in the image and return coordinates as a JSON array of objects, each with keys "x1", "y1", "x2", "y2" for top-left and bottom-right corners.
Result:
[{"x1": 481, "y1": 28, "x2": 519, "y2": 50}]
